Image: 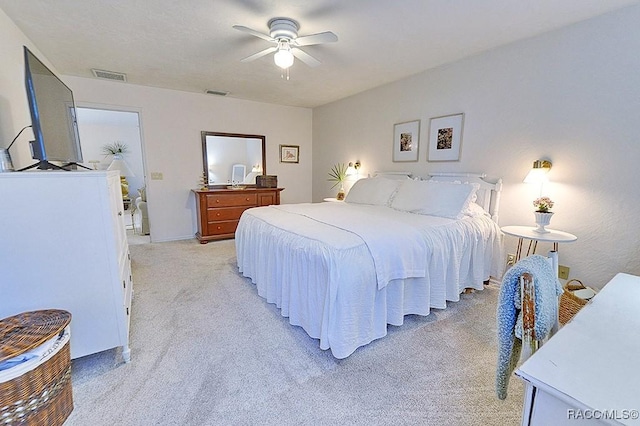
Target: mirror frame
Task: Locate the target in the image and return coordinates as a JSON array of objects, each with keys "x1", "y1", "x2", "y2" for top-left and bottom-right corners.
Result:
[{"x1": 201, "y1": 131, "x2": 266, "y2": 188}]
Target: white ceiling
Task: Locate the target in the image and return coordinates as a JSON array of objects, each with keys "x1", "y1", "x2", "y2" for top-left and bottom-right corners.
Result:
[{"x1": 2, "y1": 0, "x2": 638, "y2": 108}]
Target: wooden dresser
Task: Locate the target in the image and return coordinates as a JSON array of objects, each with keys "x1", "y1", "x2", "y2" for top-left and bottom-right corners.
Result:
[{"x1": 193, "y1": 187, "x2": 283, "y2": 243}]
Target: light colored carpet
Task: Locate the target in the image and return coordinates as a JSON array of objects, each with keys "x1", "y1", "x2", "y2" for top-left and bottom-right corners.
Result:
[{"x1": 65, "y1": 239, "x2": 524, "y2": 425}]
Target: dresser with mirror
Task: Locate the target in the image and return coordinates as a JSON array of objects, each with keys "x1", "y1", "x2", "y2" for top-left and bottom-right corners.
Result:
[{"x1": 193, "y1": 131, "x2": 283, "y2": 243}]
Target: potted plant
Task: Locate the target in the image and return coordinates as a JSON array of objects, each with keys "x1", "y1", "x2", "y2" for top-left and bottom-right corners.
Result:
[
  {"x1": 101, "y1": 141, "x2": 129, "y2": 158},
  {"x1": 328, "y1": 163, "x2": 348, "y2": 200},
  {"x1": 533, "y1": 196, "x2": 554, "y2": 233}
]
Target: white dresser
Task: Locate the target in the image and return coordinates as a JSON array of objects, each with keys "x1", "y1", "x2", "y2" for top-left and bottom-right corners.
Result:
[
  {"x1": 0, "y1": 170, "x2": 132, "y2": 362},
  {"x1": 516, "y1": 273, "x2": 640, "y2": 425}
]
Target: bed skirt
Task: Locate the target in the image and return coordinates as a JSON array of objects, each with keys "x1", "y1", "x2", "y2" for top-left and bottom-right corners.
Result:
[{"x1": 236, "y1": 206, "x2": 503, "y2": 359}]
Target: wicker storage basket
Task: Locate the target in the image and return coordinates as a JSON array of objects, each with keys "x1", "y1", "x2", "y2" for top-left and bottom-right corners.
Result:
[
  {"x1": 559, "y1": 279, "x2": 589, "y2": 325},
  {"x1": 0, "y1": 310, "x2": 73, "y2": 425}
]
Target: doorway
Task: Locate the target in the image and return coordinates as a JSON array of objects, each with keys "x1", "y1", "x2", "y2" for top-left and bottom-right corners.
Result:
[{"x1": 75, "y1": 107, "x2": 150, "y2": 244}]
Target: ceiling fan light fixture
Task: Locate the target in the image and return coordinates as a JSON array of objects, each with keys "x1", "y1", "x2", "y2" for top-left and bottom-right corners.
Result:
[
  {"x1": 234, "y1": 17, "x2": 337, "y2": 71},
  {"x1": 274, "y1": 47, "x2": 294, "y2": 69}
]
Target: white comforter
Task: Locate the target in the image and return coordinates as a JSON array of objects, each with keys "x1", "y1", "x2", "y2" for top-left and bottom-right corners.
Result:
[{"x1": 236, "y1": 202, "x2": 503, "y2": 359}]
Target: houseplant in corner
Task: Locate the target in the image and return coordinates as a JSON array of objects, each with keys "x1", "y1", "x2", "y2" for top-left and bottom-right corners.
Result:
[
  {"x1": 533, "y1": 196, "x2": 554, "y2": 233},
  {"x1": 328, "y1": 163, "x2": 348, "y2": 200}
]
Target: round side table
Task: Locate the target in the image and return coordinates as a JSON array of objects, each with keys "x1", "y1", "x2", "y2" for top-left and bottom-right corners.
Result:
[{"x1": 501, "y1": 225, "x2": 577, "y2": 261}]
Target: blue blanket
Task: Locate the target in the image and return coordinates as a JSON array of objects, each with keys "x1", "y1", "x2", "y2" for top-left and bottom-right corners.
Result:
[{"x1": 495, "y1": 255, "x2": 562, "y2": 400}]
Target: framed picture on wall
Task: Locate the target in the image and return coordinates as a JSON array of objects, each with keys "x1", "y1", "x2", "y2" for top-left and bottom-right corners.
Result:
[
  {"x1": 393, "y1": 120, "x2": 420, "y2": 162},
  {"x1": 428, "y1": 113, "x2": 464, "y2": 162},
  {"x1": 280, "y1": 144, "x2": 299, "y2": 163}
]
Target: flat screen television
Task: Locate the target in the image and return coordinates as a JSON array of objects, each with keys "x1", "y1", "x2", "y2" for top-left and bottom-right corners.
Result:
[{"x1": 23, "y1": 46, "x2": 83, "y2": 170}]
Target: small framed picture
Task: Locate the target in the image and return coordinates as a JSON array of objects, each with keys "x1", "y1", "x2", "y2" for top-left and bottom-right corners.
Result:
[
  {"x1": 428, "y1": 113, "x2": 464, "y2": 162},
  {"x1": 279, "y1": 144, "x2": 299, "y2": 163},
  {"x1": 393, "y1": 120, "x2": 420, "y2": 162}
]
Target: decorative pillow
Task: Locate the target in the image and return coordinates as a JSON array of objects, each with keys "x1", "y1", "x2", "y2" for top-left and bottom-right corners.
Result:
[
  {"x1": 345, "y1": 177, "x2": 401, "y2": 206},
  {"x1": 390, "y1": 180, "x2": 479, "y2": 219},
  {"x1": 464, "y1": 202, "x2": 489, "y2": 218}
]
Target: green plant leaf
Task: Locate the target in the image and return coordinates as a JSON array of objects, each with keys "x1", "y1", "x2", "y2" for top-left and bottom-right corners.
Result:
[
  {"x1": 327, "y1": 163, "x2": 347, "y2": 188},
  {"x1": 101, "y1": 141, "x2": 129, "y2": 157}
]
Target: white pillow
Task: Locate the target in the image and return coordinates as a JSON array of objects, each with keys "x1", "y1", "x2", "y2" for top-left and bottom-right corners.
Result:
[
  {"x1": 464, "y1": 202, "x2": 489, "y2": 218},
  {"x1": 345, "y1": 177, "x2": 401, "y2": 206},
  {"x1": 390, "y1": 180, "x2": 479, "y2": 219}
]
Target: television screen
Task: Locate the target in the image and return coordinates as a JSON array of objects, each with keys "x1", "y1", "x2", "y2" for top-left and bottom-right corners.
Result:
[{"x1": 24, "y1": 46, "x2": 83, "y2": 168}]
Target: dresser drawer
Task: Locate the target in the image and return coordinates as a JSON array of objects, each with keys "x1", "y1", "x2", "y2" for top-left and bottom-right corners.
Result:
[
  {"x1": 207, "y1": 206, "x2": 253, "y2": 222},
  {"x1": 206, "y1": 193, "x2": 257, "y2": 208},
  {"x1": 207, "y1": 220, "x2": 239, "y2": 235},
  {"x1": 207, "y1": 206, "x2": 250, "y2": 221},
  {"x1": 193, "y1": 188, "x2": 283, "y2": 243}
]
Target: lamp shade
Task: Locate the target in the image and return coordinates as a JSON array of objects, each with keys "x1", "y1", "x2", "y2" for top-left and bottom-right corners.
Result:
[
  {"x1": 345, "y1": 164, "x2": 356, "y2": 176},
  {"x1": 523, "y1": 160, "x2": 551, "y2": 183},
  {"x1": 523, "y1": 168, "x2": 549, "y2": 184},
  {"x1": 107, "y1": 156, "x2": 135, "y2": 177}
]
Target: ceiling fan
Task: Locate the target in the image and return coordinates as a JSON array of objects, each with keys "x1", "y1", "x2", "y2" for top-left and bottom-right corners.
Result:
[{"x1": 233, "y1": 18, "x2": 338, "y2": 70}]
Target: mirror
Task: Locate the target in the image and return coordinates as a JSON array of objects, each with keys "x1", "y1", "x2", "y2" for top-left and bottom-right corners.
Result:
[{"x1": 201, "y1": 132, "x2": 266, "y2": 187}]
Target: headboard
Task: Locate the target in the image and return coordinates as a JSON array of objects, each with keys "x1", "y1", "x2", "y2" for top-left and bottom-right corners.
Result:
[
  {"x1": 428, "y1": 172, "x2": 503, "y2": 224},
  {"x1": 370, "y1": 171, "x2": 413, "y2": 179}
]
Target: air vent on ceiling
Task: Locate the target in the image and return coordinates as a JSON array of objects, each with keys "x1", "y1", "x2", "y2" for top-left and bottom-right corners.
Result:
[
  {"x1": 91, "y1": 69, "x2": 127, "y2": 82},
  {"x1": 205, "y1": 89, "x2": 229, "y2": 96}
]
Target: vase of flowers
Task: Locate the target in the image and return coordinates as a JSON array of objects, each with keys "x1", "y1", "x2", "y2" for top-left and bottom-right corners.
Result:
[
  {"x1": 328, "y1": 163, "x2": 347, "y2": 200},
  {"x1": 533, "y1": 196, "x2": 554, "y2": 233}
]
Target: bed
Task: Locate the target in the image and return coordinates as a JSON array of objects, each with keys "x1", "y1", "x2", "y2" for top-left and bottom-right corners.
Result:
[{"x1": 235, "y1": 172, "x2": 504, "y2": 358}]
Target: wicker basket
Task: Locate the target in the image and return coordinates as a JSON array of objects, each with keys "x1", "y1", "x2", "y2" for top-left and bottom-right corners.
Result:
[
  {"x1": 559, "y1": 279, "x2": 589, "y2": 325},
  {"x1": 0, "y1": 310, "x2": 73, "y2": 425}
]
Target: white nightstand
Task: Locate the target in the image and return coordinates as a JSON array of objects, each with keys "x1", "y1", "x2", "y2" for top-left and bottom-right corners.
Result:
[
  {"x1": 323, "y1": 197, "x2": 344, "y2": 202},
  {"x1": 501, "y1": 225, "x2": 577, "y2": 261}
]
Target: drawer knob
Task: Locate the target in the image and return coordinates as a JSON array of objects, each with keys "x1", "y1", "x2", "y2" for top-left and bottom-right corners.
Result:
[
  {"x1": 217, "y1": 226, "x2": 221, "y2": 230},
  {"x1": 216, "y1": 199, "x2": 220, "y2": 203},
  {"x1": 216, "y1": 213, "x2": 221, "y2": 217},
  {"x1": 246, "y1": 198, "x2": 250, "y2": 201}
]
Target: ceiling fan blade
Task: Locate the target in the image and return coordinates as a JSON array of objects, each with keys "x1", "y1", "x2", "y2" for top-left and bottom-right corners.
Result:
[
  {"x1": 294, "y1": 31, "x2": 338, "y2": 46},
  {"x1": 232, "y1": 25, "x2": 275, "y2": 42},
  {"x1": 291, "y1": 48, "x2": 321, "y2": 67},
  {"x1": 240, "y1": 46, "x2": 277, "y2": 62}
]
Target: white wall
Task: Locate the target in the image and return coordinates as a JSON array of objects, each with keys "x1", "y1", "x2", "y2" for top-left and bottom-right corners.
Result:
[
  {"x1": 313, "y1": 5, "x2": 640, "y2": 288},
  {"x1": 65, "y1": 77, "x2": 312, "y2": 242}
]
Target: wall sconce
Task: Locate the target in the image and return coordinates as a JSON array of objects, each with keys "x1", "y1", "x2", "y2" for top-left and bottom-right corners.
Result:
[
  {"x1": 346, "y1": 161, "x2": 361, "y2": 176},
  {"x1": 523, "y1": 159, "x2": 552, "y2": 195},
  {"x1": 523, "y1": 160, "x2": 551, "y2": 183}
]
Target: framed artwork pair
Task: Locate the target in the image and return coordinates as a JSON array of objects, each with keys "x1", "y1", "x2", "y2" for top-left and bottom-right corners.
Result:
[{"x1": 392, "y1": 113, "x2": 464, "y2": 162}]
